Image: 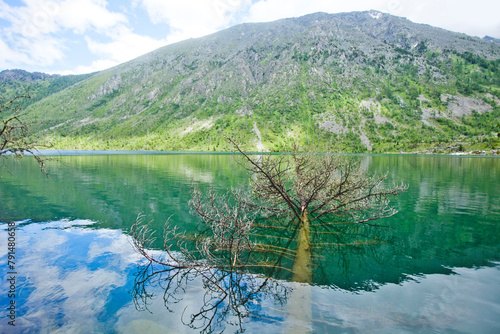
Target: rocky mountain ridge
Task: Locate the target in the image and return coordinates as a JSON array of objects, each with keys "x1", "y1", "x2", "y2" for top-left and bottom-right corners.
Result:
[
  {"x1": 0, "y1": 69, "x2": 60, "y2": 83},
  {"x1": 6, "y1": 11, "x2": 500, "y2": 152}
]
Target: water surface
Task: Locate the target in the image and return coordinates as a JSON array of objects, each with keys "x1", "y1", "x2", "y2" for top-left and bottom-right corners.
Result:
[{"x1": 1, "y1": 154, "x2": 499, "y2": 333}]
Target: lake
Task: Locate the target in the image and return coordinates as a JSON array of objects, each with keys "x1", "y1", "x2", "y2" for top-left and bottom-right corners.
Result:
[{"x1": 1, "y1": 153, "x2": 499, "y2": 333}]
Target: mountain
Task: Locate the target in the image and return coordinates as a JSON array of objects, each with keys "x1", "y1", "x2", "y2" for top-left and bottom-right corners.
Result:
[
  {"x1": 0, "y1": 69, "x2": 60, "y2": 83},
  {"x1": 483, "y1": 36, "x2": 500, "y2": 44},
  {"x1": 0, "y1": 69, "x2": 93, "y2": 106},
  {"x1": 18, "y1": 11, "x2": 500, "y2": 152}
]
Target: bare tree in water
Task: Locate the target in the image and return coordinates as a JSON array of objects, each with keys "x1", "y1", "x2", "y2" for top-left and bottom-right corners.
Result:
[
  {"x1": 131, "y1": 138, "x2": 406, "y2": 332},
  {"x1": 227, "y1": 138, "x2": 407, "y2": 282}
]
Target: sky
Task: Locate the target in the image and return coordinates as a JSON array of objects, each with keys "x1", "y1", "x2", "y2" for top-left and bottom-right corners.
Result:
[{"x1": 0, "y1": 0, "x2": 499, "y2": 75}]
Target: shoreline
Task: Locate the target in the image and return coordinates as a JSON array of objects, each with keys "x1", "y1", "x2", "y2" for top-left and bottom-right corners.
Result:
[{"x1": 28, "y1": 148, "x2": 500, "y2": 157}]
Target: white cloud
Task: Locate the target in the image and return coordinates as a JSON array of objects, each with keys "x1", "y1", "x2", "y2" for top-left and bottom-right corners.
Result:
[
  {"x1": 85, "y1": 25, "x2": 166, "y2": 61},
  {"x1": 138, "y1": 0, "x2": 252, "y2": 44},
  {"x1": 56, "y1": 0, "x2": 127, "y2": 34},
  {"x1": 0, "y1": 39, "x2": 30, "y2": 68},
  {"x1": 386, "y1": 0, "x2": 500, "y2": 38},
  {"x1": 0, "y1": 0, "x2": 166, "y2": 74},
  {"x1": 0, "y1": 1, "x2": 66, "y2": 69},
  {"x1": 0, "y1": 0, "x2": 126, "y2": 38},
  {"x1": 0, "y1": 33, "x2": 65, "y2": 69},
  {"x1": 62, "y1": 21, "x2": 173, "y2": 74},
  {"x1": 0, "y1": 0, "x2": 58, "y2": 38},
  {"x1": 67, "y1": 58, "x2": 120, "y2": 75}
]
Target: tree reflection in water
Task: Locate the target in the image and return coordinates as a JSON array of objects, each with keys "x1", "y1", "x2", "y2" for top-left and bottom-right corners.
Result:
[
  {"x1": 131, "y1": 201, "x2": 397, "y2": 333},
  {"x1": 131, "y1": 212, "x2": 291, "y2": 333}
]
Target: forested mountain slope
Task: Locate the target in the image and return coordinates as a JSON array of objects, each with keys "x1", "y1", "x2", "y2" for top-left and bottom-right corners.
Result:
[
  {"x1": 13, "y1": 11, "x2": 500, "y2": 152},
  {"x1": 0, "y1": 69, "x2": 93, "y2": 107}
]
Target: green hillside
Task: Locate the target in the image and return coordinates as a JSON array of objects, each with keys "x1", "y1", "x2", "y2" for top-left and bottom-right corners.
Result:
[
  {"x1": 7, "y1": 11, "x2": 500, "y2": 153},
  {"x1": 0, "y1": 69, "x2": 93, "y2": 106}
]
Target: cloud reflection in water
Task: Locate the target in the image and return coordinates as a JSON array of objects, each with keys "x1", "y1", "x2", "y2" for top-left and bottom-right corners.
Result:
[{"x1": 1, "y1": 219, "x2": 499, "y2": 333}]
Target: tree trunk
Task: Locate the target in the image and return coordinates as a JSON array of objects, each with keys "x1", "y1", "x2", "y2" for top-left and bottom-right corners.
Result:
[
  {"x1": 286, "y1": 209, "x2": 313, "y2": 333},
  {"x1": 292, "y1": 209, "x2": 312, "y2": 283}
]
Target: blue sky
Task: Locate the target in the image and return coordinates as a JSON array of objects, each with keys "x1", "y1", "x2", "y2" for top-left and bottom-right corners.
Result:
[{"x1": 1, "y1": 0, "x2": 499, "y2": 75}]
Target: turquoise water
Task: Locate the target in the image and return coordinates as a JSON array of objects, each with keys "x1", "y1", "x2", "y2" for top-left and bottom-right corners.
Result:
[{"x1": 1, "y1": 154, "x2": 499, "y2": 333}]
